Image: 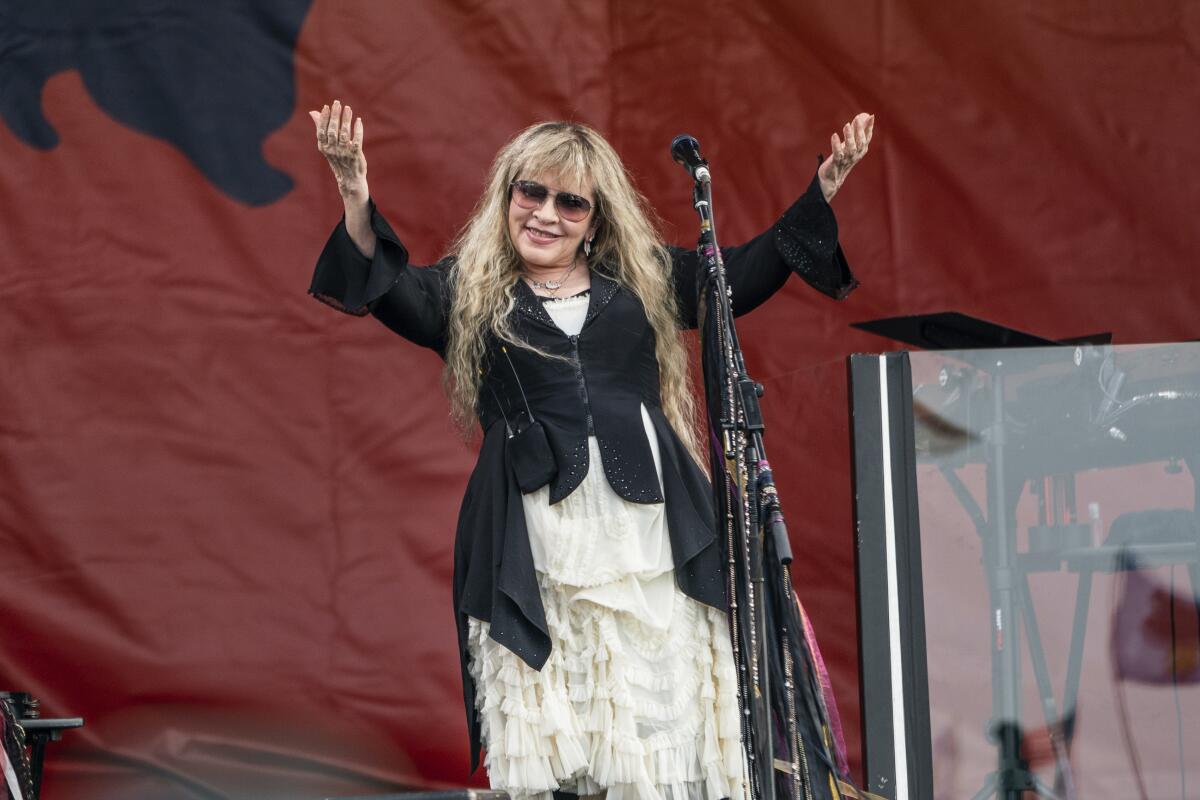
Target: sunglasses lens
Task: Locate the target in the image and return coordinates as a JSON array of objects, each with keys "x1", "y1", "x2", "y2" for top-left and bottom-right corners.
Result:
[
  {"x1": 556, "y1": 193, "x2": 591, "y2": 221},
  {"x1": 512, "y1": 181, "x2": 548, "y2": 208}
]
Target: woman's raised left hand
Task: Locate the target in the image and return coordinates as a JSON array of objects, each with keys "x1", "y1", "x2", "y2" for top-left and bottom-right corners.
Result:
[{"x1": 818, "y1": 112, "x2": 874, "y2": 202}]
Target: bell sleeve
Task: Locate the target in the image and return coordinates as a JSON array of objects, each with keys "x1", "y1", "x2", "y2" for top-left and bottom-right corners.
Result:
[
  {"x1": 670, "y1": 168, "x2": 858, "y2": 329},
  {"x1": 309, "y1": 197, "x2": 451, "y2": 352}
]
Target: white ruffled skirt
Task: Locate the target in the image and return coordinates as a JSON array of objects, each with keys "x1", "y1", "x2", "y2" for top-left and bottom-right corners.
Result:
[{"x1": 467, "y1": 420, "x2": 747, "y2": 800}]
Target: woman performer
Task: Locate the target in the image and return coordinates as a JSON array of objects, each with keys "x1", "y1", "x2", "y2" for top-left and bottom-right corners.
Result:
[{"x1": 307, "y1": 102, "x2": 873, "y2": 800}]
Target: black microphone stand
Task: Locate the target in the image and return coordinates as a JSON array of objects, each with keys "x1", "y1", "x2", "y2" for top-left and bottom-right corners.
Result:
[{"x1": 680, "y1": 147, "x2": 843, "y2": 800}]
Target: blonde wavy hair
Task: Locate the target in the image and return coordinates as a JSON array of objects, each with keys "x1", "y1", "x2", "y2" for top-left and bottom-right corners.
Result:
[{"x1": 443, "y1": 121, "x2": 701, "y2": 462}]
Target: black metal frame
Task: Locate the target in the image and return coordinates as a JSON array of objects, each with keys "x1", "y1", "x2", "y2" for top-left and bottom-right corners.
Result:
[{"x1": 849, "y1": 352, "x2": 933, "y2": 800}]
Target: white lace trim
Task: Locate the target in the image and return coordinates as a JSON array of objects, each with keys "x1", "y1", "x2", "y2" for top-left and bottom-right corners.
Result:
[{"x1": 543, "y1": 294, "x2": 589, "y2": 336}]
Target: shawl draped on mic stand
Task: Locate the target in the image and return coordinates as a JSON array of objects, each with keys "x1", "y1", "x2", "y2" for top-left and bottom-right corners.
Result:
[{"x1": 673, "y1": 135, "x2": 864, "y2": 800}]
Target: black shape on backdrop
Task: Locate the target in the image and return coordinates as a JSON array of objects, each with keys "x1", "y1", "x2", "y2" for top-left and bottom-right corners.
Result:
[
  {"x1": 853, "y1": 311, "x2": 1113, "y2": 351},
  {"x1": 0, "y1": 0, "x2": 312, "y2": 206}
]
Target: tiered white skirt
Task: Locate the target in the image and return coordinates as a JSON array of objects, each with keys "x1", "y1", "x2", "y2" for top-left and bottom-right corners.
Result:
[{"x1": 467, "y1": 414, "x2": 747, "y2": 800}]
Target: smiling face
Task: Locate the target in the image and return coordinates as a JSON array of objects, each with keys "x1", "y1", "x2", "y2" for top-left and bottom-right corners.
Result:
[{"x1": 507, "y1": 173, "x2": 597, "y2": 272}]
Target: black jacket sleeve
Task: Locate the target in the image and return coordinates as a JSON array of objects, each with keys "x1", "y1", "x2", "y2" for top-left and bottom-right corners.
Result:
[
  {"x1": 309, "y1": 197, "x2": 451, "y2": 352},
  {"x1": 669, "y1": 170, "x2": 857, "y2": 330}
]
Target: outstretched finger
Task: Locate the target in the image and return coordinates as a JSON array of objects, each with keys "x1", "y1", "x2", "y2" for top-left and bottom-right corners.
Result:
[
  {"x1": 319, "y1": 104, "x2": 333, "y2": 142},
  {"x1": 844, "y1": 122, "x2": 857, "y2": 152},
  {"x1": 340, "y1": 105, "x2": 353, "y2": 142},
  {"x1": 830, "y1": 132, "x2": 843, "y2": 159},
  {"x1": 315, "y1": 104, "x2": 330, "y2": 141},
  {"x1": 325, "y1": 100, "x2": 342, "y2": 143},
  {"x1": 853, "y1": 115, "x2": 871, "y2": 149},
  {"x1": 353, "y1": 116, "x2": 364, "y2": 149}
]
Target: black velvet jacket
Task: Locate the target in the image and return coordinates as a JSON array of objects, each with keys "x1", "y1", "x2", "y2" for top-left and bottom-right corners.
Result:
[{"x1": 309, "y1": 172, "x2": 856, "y2": 771}]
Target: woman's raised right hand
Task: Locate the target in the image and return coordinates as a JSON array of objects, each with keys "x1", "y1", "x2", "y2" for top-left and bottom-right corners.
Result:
[{"x1": 309, "y1": 100, "x2": 367, "y2": 200}]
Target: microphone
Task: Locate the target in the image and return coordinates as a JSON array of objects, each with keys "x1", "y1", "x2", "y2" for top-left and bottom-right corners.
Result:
[{"x1": 670, "y1": 134, "x2": 710, "y2": 183}]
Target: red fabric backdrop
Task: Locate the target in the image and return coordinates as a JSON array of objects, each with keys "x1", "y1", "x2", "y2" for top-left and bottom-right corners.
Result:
[{"x1": 3, "y1": 1, "x2": 1199, "y2": 797}]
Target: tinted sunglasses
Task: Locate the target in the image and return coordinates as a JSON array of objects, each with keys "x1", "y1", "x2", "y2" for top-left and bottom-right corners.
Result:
[{"x1": 509, "y1": 180, "x2": 593, "y2": 222}]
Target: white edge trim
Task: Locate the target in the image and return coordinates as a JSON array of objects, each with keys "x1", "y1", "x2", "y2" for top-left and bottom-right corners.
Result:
[{"x1": 879, "y1": 356, "x2": 909, "y2": 799}]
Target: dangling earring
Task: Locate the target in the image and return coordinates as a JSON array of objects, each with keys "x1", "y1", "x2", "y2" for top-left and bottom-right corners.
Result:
[{"x1": 583, "y1": 237, "x2": 593, "y2": 258}]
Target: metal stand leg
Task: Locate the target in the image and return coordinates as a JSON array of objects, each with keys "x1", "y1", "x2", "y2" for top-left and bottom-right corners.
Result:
[
  {"x1": 966, "y1": 368, "x2": 1063, "y2": 799},
  {"x1": 1060, "y1": 569, "x2": 1093, "y2": 734},
  {"x1": 1018, "y1": 576, "x2": 1075, "y2": 799}
]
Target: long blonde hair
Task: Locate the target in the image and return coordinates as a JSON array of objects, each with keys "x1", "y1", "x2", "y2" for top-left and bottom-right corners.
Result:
[{"x1": 443, "y1": 121, "x2": 701, "y2": 462}]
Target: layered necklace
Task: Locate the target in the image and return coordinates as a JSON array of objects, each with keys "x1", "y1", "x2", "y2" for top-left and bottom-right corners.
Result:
[{"x1": 523, "y1": 257, "x2": 580, "y2": 296}]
